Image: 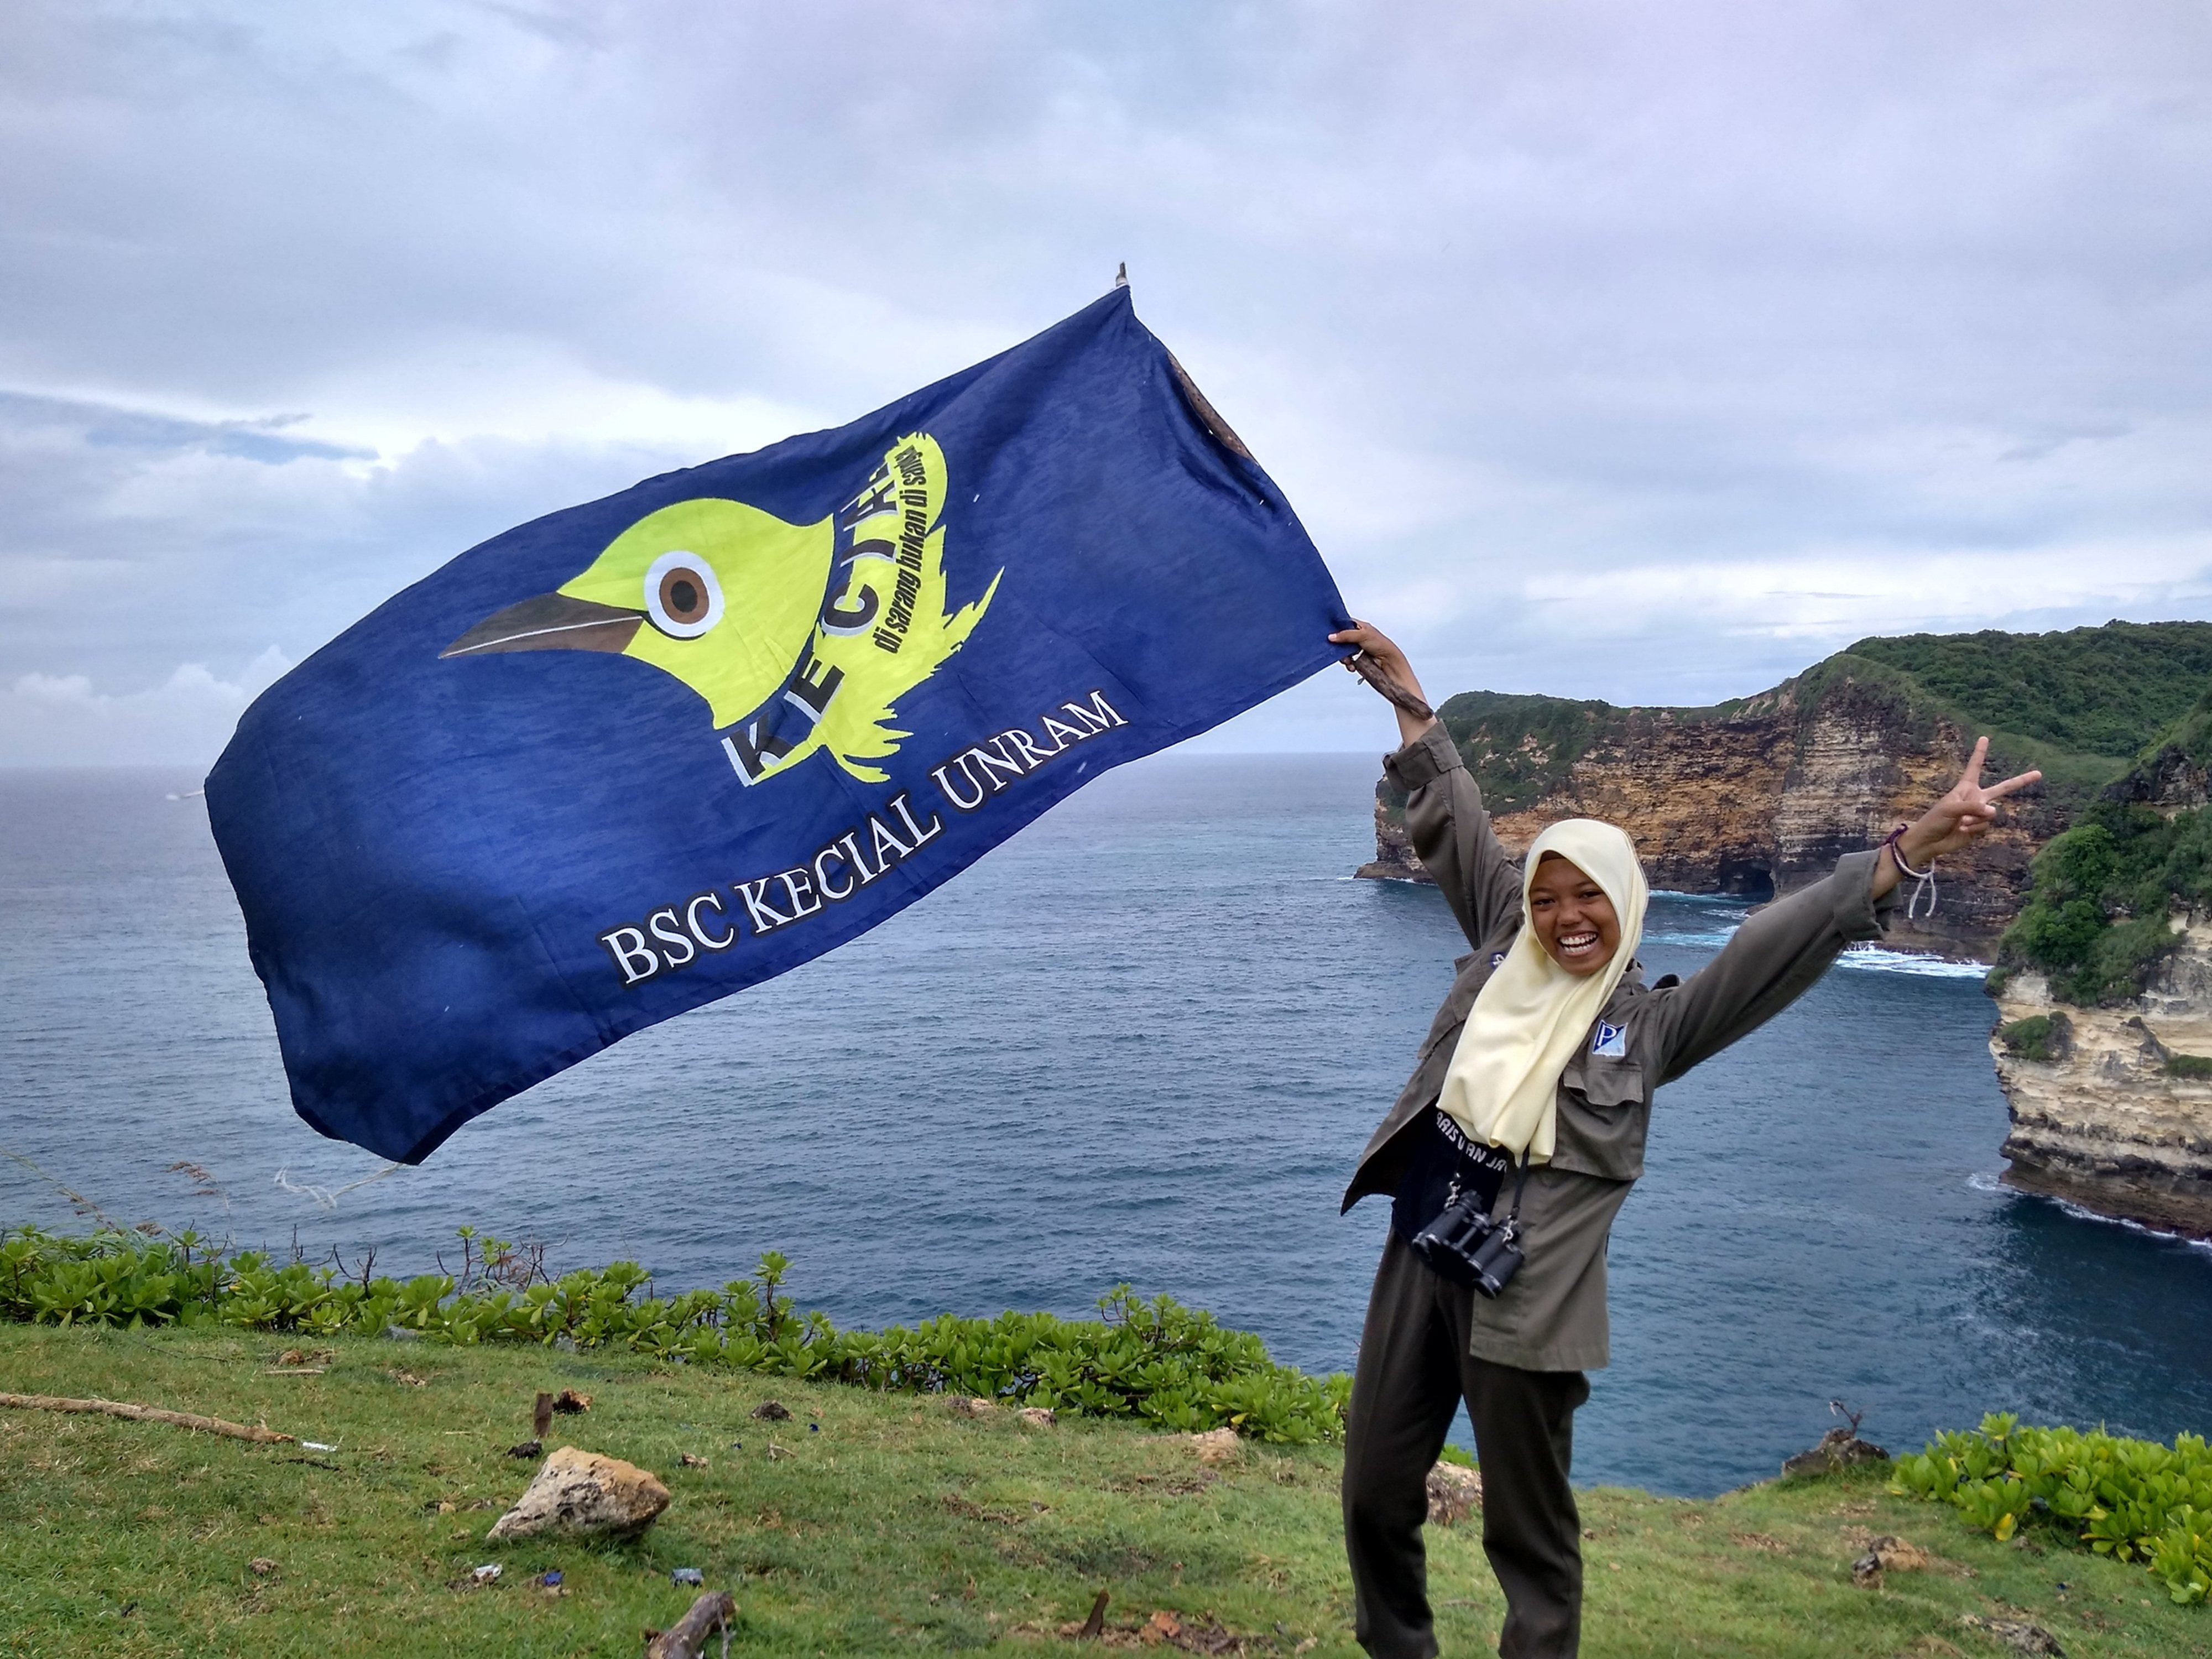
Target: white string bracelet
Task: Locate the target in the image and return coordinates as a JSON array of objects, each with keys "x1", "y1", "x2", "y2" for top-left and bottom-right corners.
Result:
[{"x1": 1884, "y1": 826, "x2": 1937, "y2": 920}]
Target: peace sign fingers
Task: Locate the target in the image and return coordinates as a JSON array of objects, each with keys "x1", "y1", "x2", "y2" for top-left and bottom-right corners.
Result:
[
  {"x1": 1918, "y1": 738, "x2": 2042, "y2": 858},
  {"x1": 1979, "y1": 761, "x2": 2044, "y2": 806},
  {"x1": 1874, "y1": 737, "x2": 2045, "y2": 900}
]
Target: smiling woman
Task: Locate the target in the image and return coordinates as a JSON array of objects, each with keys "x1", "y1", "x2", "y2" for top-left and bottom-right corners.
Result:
[
  {"x1": 1526, "y1": 856, "x2": 1620, "y2": 974},
  {"x1": 1436, "y1": 818, "x2": 1651, "y2": 1176},
  {"x1": 1322, "y1": 620, "x2": 2040, "y2": 1659}
]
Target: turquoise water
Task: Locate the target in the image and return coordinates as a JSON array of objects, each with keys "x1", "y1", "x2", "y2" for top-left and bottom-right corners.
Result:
[{"x1": 2, "y1": 755, "x2": 2208, "y2": 1495}]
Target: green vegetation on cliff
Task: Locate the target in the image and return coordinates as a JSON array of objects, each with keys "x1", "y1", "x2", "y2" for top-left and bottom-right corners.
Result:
[
  {"x1": 1840, "y1": 622, "x2": 2212, "y2": 763},
  {"x1": 1997, "y1": 690, "x2": 2212, "y2": 1004},
  {"x1": 2128, "y1": 687, "x2": 2212, "y2": 781},
  {"x1": 1997, "y1": 1013, "x2": 2072, "y2": 1061},
  {"x1": 1998, "y1": 801, "x2": 2209, "y2": 1003},
  {"x1": 1382, "y1": 687, "x2": 1747, "y2": 822},
  {"x1": 1424, "y1": 690, "x2": 1617, "y2": 815},
  {"x1": 1809, "y1": 620, "x2": 2212, "y2": 800},
  {"x1": 1386, "y1": 620, "x2": 2212, "y2": 823}
]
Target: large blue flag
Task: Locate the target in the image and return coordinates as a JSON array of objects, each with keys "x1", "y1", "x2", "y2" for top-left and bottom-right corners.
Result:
[{"x1": 208, "y1": 288, "x2": 1350, "y2": 1163}]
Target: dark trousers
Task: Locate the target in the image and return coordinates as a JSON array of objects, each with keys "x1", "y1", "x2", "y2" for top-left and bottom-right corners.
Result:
[{"x1": 1343, "y1": 1232, "x2": 1591, "y2": 1659}]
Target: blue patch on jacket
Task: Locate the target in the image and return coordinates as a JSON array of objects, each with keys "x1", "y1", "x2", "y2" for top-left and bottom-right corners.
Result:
[{"x1": 1592, "y1": 1021, "x2": 1628, "y2": 1059}]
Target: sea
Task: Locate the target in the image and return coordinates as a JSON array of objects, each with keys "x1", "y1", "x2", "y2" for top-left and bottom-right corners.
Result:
[{"x1": 4, "y1": 754, "x2": 2209, "y2": 1497}]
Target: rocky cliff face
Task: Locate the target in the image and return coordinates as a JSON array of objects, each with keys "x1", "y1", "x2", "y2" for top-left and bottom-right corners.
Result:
[
  {"x1": 1360, "y1": 666, "x2": 2059, "y2": 954},
  {"x1": 1991, "y1": 927, "x2": 2212, "y2": 1239}
]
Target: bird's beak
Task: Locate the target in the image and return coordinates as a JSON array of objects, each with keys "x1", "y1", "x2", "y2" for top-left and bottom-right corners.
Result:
[{"x1": 441, "y1": 593, "x2": 643, "y2": 659}]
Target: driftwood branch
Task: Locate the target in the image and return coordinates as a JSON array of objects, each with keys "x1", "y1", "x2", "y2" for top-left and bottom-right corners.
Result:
[
  {"x1": 0, "y1": 1392, "x2": 293, "y2": 1444},
  {"x1": 1165, "y1": 353, "x2": 1256, "y2": 462},
  {"x1": 644, "y1": 1589, "x2": 735, "y2": 1658},
  {"x1": 1347, "y1": 651, "x2": 1437, "y2": 722}
]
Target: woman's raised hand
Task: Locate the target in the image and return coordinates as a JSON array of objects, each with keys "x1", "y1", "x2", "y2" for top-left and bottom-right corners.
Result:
[
  {"x1": 1875, "y1": 738, "x2": 2043, "y2": 897},
  {"x1": 1329, "y1": 621, "x2": 1438, "y2": 745}
]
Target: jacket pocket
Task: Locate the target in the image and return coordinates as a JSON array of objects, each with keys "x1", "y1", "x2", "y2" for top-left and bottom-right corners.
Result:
[
  {"x1": 1578, "y1": 1062, "x2": 1644, "y2": 1109},
  {"x1": 1551, "y1": 1066, "x2": 1649, "y2": 1180}
]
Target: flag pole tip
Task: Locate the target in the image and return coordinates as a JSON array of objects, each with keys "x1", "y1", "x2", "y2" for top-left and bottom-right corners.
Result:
[{"x1": 1113, "y1": 261, "x2": 1129, "y2": 290}]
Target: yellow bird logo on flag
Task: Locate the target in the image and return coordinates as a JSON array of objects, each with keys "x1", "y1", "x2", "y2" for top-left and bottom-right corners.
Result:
[{"x1": 443, "y1": 434, "x2": 999, "y2": 785}]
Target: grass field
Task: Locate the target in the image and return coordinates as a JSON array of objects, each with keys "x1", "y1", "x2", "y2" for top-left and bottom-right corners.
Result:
[{"x1": 2, "y1": 1325, "x2": 2205, "y2": 1657}]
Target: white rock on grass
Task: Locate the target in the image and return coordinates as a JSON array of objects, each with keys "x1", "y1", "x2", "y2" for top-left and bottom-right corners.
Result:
[
  {"x1": 487, "y1": 1446, "x2": 670, "y2": 1542},
  {"x1": 1188, "y1": 1427, "x2": 1241, "y2": 1465}
]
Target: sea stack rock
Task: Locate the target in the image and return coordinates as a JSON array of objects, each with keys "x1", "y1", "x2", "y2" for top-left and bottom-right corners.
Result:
[
  {"x1": 487, "y1": 1446, "x2": 671, "y2": 1542},
  {"x1": 1991, "y1": 937, "x2": 2212, "y2": 1238}
]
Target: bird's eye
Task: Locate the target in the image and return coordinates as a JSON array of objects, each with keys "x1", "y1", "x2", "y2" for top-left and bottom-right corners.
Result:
[{"x1": 644, "y1": 551, "x2": 723, "y2": 639}]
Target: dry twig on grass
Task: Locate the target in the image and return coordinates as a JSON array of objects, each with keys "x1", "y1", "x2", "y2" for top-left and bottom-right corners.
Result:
[
  {"x1": 0, "y1": 1391, "x2": 293, "y2": 1443},
  {"x1": 643, "y1": 1589, "x2": 736, "y2": 1658},
  {"x1": 1077, "y1": 1588, "x2": 1110, "y2": 1639}
]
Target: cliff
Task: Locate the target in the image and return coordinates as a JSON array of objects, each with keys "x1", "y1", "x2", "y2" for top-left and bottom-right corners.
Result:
[
  {"x1": 1985, "y1": 693, "x2": 2212, "y2": 1235},
  {"x1": 1359, "y1": 620, "x2": 2212, "y2": 956},
  {"x1": 1989, "y1": 933, "x2": 2212, "y2": 1239}
]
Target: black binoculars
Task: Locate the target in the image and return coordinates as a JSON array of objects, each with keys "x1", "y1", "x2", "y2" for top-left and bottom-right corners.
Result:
[{"x1": 1411, "y1": 1190, "x2": 1525, "y2": 1298}]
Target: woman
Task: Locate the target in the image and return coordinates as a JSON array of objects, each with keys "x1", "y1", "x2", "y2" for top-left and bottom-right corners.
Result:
[{"x1": 1327, "y1": 622, "x2": 2038, "y2": 1659}]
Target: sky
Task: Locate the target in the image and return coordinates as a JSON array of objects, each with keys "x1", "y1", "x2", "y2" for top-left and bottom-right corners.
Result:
[{"x1": 3, "y1": 0, "x2": 2210, "y2": 765}]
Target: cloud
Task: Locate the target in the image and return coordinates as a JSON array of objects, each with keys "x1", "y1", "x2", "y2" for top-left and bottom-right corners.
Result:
[
  {"x1": 3, "y1": 0, "x2": 2212, "y2": 762},
  {"x1": 0, "y1": 388, "x2": 714, "y2": 758},
  {"x1": 4, "y1": 648, "x2": 292, "y2": 766}
]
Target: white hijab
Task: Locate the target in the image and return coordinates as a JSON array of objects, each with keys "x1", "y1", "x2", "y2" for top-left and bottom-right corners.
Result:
[{"x1": 1437, "y1": 819, "x2": 1650, "y2": 1164}]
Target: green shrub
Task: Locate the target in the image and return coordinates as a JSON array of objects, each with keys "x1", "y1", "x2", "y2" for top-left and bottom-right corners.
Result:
[
  {"x1": 1891, "y1": 1413, "x2": 2212, "y2": 1605},
  {"x1": 1840, "y1": 622, "x2": 2212, "y2": 761},
  {"x1": 2168, "y1": 1054, "x2": 2212, "y2": 1081},
  {"x1": 0, "y1": 1227, "x2": 1348, "y2": 1443},
  {"x1": 2168, "y1": 690, "x2": 2212, "y2": 770},
  {"x1": 1984, "y1": 965, "x2": 2011, "y2": 999},
  {"x1": 1999, "y1": 801, "x2": 2209, "y2": 1005},
  {"x1": 1997, "y1": 1014, "x2": 2071, "y2": 1063}
]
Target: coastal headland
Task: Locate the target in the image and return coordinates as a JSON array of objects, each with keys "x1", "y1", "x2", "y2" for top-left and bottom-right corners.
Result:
[
  {"x1": 1989, "y1": 704, "x2": 2212, "y2": 1238},
  {"x1": 1991, "y1": 936, "x2": 2212, "y2": 1239},
  {"x1": 1358, "y1": 620, "x2": 2212, "y2": 956}
]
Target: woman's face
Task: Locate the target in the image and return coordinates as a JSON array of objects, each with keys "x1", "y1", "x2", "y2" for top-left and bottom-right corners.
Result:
[{"x1": 1527, "y1": 853, "x2": 1621, "y2": 977}]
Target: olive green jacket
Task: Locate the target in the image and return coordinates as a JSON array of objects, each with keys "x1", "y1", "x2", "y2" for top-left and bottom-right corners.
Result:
[{"x1": 1343, "y1": 722, "x2": 1898, "y2": 1372}]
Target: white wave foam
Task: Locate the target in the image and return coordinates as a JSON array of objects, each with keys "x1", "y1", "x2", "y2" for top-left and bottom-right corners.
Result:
[
  {"x1": 2035, "y1": 1191, "x2": 2212, "y2": 1253},
  {"x1": 1645, "y1": 929, "x2": 1741, "y2": 950},
  {"x1": 1968, "y1": 1170, "x2": 2212, "y2": 1254},
  {"x1": 1837, "y1": 944, "x2": 1989, "y2": 979}
]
